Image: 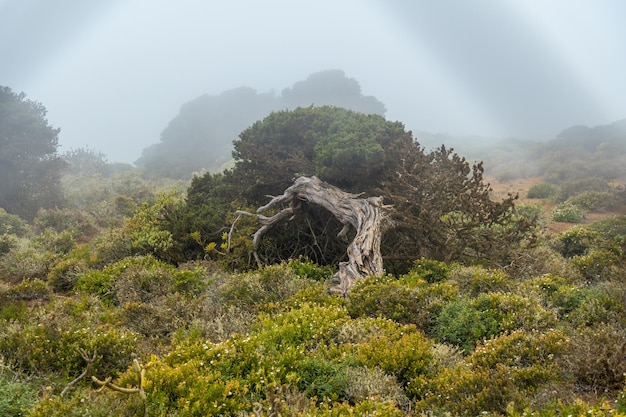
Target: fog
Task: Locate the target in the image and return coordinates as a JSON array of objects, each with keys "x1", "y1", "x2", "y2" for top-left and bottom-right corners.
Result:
[{"x1": 2, "y1": 0, "x2": 626, "y2": 164}]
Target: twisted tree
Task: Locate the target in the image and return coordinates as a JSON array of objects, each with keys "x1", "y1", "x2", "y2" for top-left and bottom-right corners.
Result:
[{"x1": 242, "y1": 176, "x2": 390, "y2": 294}]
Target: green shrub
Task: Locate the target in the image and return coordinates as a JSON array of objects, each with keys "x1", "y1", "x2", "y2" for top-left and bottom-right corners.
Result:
[
  {"x1": 347, "y1": 276, "x2": 425, "y2": 325},
  {"x1": 344, "y1": 367, "x2": 409, "y2": 409},
  {"x1": 0, "y1": 322, "x2": 137, "y2": 380},
  {"x1": 0, "y1": 299, "x2": 28, "y2": 321},
  {"x1": 566, "y1": 190, "x2": 623, "y2": 212},
  {"x1": 552, "y1": 203, "x2": 585, "y2": 223},
  {"x1": 33, "y1": 208, "x2": 99, "y2": 240},
  {"x1": 286, "y1": 257, "x2": 335, "y2": 281},
  {"x1": 571, "y1": 249, "x2": 621, "y2": 282},
  {"x1": 554, "y1": 227, "x2": 599, "y2": 258},
  {"x1": 355, "y1": 325, "x2": 433, "y2": 397},
  {"x1": 0, "y1": 234, "x2": 18, "y2": 255},
  {"x1": 75, "y1": 255, "x2": 209, "y2": 305},
  {"x1": 120, "y1": 293, "x2": 201, "y2": 338},
  {"x1": 436, "y1": 293, "x2": 555, "y2": 353},
  {"x1": 588, "y1": 215, "x2": 626, "y2": 238},
  {"x1": 567, "y1": 285, "x2": 625, "y2": 327},
  {"x1": 5, "y1": 279, "x2": 51, "y2": 301},
  {"x1": 47, "y1": 257, "x2": 90, "y2": 293},
  {"x1": 527, "y1": 183, "x2": 557, "y2": 199},
  {"x1": 0, "y1": 208, "x2": 29, "y2": 237},
  {"x1": 523, "y1": 274, "x2": 585, "y2": 318},
  {"x1": 0, "y1": 370, "x2": 38, "y2": 417},
  {"x1": 448, "y1": 265, "x2": 512, "y2": 295},
  {"x1": 0, "y1": 245, "x2": 56, "y2": 284},
  {"x1": 421, "y1": 329, "x2": 568, "y2": 416},
  {"x1": 218, "y1": 264, "x2": 311, "y2": 314},
  {"x1": 402, "y1": 259, "x2": 450, "y2": 284},
  {"x1": 554, "y1": 177, "x2": 610, "y2": 202}
]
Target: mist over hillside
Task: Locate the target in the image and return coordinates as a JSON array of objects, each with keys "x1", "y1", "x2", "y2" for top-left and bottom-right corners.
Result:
[{"x1": 135, "y1": 70, "x2": 386, "y2": 178}]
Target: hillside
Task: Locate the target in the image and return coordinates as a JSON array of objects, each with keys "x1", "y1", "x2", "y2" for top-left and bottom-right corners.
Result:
[{"x1": 1, "y1": 116, "x2": 626, "y2": 416}]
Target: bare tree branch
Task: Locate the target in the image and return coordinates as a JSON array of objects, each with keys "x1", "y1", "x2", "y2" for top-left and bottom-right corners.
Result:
[{"x1": 245, "y1": 176, "x2": 391, "y2": 294}]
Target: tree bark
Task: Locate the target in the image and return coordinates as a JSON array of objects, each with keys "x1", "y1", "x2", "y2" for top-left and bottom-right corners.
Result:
[{"x1": 246, "y1": 176, "x2": 390, "y2": 295}]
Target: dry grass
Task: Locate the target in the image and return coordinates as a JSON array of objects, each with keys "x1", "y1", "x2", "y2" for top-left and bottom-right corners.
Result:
[{"x1": 487, "y1": 176, "x2": 626, "y2": 233}]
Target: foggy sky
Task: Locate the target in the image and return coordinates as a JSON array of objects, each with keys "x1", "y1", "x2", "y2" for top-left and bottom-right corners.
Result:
[{"x1": 2, "y1": 0, "x2": 626, "y2": 164}]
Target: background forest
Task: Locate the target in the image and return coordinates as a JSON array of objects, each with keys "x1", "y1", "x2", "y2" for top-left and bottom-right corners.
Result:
[{"x1": 1, "y1": 74, "x2": 626, "y2": 416}]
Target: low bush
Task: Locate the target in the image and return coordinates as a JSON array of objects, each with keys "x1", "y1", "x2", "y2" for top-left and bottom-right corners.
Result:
[
  {"x1": 355, "y1": 326, "x2": 433, "y2": 398},
  {"x1": 552, "y1": 203, "x2": 585, "y2": 223},
  {"x1": 218, "y1": 263, "x2": 311, "y2": 314},
  {"x1": 435, "y1": 292, "x2": 556, "y2": 353},
  {"x1": 75, "y1": 255, "x2": 209, "y2": 305},
  {"x1": 0, "y1": 208, "x2": 29, "y2": 237},
  {"x1": 571, "y1": 248, "x2": 621, "y2": 282},
  {"x1": 421, "y1": 329, "x2": 568, "y2": 415},
  {"x1": 402, "y1": 259, "x2": 450, "y2": 284},
  {"x1": 0, "y1": 233, "x2": 18, "y2": 255},
  {"x1": 553, "y1": 227, "x2": 599, "y2": 258},
  {"x1": 0, "y1": 369, "x2": 38, "y2": 417},
  {"x1": 566, "y1": 190, "x2": 623, "y2": 212},
  {"x1": 0, "y1": 322, "x2": 137, "y2": 381},
  {"x1": 448, "y1": 265, "x2": 512, "y2": 296},
  {"x1": 563, "y1": 324, "x2": 626, "y2": 393},
  {"x1": 4, "y1": 279, "x2": 51, "y2": 301},
  {"x1": 527, "y1": 183, "x2": 557, "y2": 199}
]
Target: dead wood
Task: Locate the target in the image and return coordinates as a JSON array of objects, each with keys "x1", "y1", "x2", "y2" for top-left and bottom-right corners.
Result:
[{"x1": 240, "y1": 176, "x2": 390, "y2": 295}]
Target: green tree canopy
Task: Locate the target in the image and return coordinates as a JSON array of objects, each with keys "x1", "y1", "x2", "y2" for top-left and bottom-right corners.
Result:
[
  {"x1": 136, "y1": 70, "x2": 387, "y2": 179},
  {"x1": 184, "y1": 107, "x2": 535, "y2": 270},
  {"x1": 0, "y1": 86, "x2": 66, "y2": 220}
]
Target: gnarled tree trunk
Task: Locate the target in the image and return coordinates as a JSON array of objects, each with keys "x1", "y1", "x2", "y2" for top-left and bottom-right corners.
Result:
[{"x1": 243, "y1": 176, "x2": 390, "y2": 295}]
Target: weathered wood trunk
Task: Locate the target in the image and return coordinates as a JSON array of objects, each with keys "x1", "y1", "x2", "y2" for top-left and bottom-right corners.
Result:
[{"x1": 246, "y1": 176, "x2": 390, "y2": 295}]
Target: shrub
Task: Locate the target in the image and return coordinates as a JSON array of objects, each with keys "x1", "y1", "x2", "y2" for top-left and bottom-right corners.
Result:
[
  {"x1": 554, "y1": 177, "x2": 610, "y2": 202},
  {"x1": 0, "y1": 369, "x2": 38, "y2": 417},
  {"x1": 0, "y1": 233, "x2": 18, "y2": 256},
  {"x1": 527, "y1": 183, "x2": 557, "y2": 199},
  {"x1": 75, "y1": 255, "x2": 209, "y2": 305},
  {"x1": 403, "y1": 259, "x2": 450, "y2": 284},
  {"x1": 347, "y1": 276, "x2": 425, "y2": 325},
  {"x1": 563, "y1": 324, "x2": 626, "y2": 393},
  {"x1": 0, "y1": 208, "x2": 29, "y2": 237},
  {"x1": 566, "y1": 190, "x2": 623, "y2": 212},
  {"x1": 552, "y1": 203, "x2": 585, "y2": 223},
  {"x1": 286, "y1": 257, "x2": 335, "y2": 281},
  {"x1": 32, "y1": 229, "x2": 78, "y2": 255},
  {"x1": 0, "y1": 244, "x2": 57, "y2": 284},
  {"x1": 567, "y1": 285, "x2": 625, "y2": 327},
  {"x1": 522, "y1": 274, "x2": 585, "y2": 319},
  {"x1": 435, "y1": 293, "x2": 555, "y2": 353},
  {"x1": 344, "y1": 367, "x2": 409, "y2": 409},
  {"x1": 120, "y1": 293, "x2": 201, "y2": 338},
  {"x1": 355, "y1": 325, "x2": 433, "y2": 397},
  {"x1": 421, "y1": 329, "x2": 568, "y2": 416},
  {"x1": 4, "y1": 279, "x2": 51, "y2": 301},
  {"x1": 33, "y1": 207, "x2": 99, "y2": 241},
  {"x1": 47, "y1": 257, "x2": 90, "y2": 293},
  {"x1": 448, "y1": 265, "x2": 512, "y2": 296},
  {"x1": 554, "y1": 227, "x2": 599, "y2": 258},
  {"x1": 218, "y1": 264, "x2": 311, "y2": 314},
  {"x1": 0, "y1": 322, "x2": 137, "y2": 380},
  {"x1": 571, "y1": 249, "x2": 621, "y2": 282}
]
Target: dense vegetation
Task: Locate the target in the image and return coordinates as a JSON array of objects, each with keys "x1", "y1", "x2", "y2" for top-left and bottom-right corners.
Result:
[
  {"x1": 0, "y1": 86, "x2": 67, "y2": 220},
  {"x1": 1, "y1": 89, "x2": 626, "y2": 415}
]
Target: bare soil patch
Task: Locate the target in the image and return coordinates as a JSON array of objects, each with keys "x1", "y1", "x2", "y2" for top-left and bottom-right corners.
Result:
[{"x1": 487, "y1": 176, "x2": 626, "y2": 234}]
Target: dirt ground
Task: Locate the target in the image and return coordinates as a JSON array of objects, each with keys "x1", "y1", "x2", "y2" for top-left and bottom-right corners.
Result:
[{"x1": 487, "y1": 176, "x2": 626, "y2": 234}]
